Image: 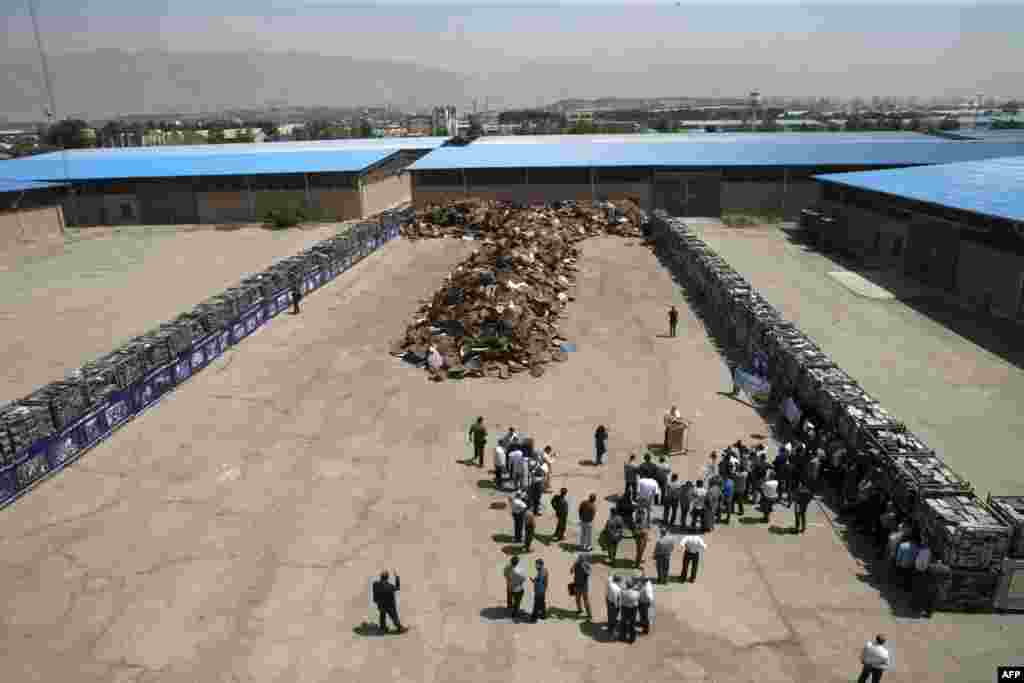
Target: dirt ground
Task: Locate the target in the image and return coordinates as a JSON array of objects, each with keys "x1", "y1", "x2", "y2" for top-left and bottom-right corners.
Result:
[
  {"x1": 0, "y1": 234, "x2": 1021, "y2": 683},
  {"x1": 0, "y1": 223, "x2": 349, "y2": 401}
]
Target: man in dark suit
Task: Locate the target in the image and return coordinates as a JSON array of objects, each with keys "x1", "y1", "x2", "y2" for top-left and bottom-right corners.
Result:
[{"x1": 372, "y1": 570, "x2": 407, "y2": 634}]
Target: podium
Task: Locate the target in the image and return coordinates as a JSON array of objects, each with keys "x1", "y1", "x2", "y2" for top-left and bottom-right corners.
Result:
[{"x1": 665, "y1": 421, "x2": 690, "y2": 456}]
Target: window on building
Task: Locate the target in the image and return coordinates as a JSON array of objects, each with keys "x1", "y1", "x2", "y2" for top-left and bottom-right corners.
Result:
[
  {"x1": 892, "y1": 237, "x2": 903, "y2": 257},
  {"x1": 873, "y1": 231, "x2": 881, "y2": 253},
  {"x1": 120, "y1": 203, "x2": 133, "y2": 219}
]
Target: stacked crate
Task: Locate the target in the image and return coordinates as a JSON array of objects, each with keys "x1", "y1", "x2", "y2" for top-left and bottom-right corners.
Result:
[
  {"x1": 987, "y1": 496, "x2": 1024, "y2": 559},
  {"x1": 914, "y1": 495, "x2": 1011, "y2": 572}
]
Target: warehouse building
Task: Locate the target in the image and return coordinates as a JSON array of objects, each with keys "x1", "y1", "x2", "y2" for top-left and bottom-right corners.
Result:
[
  {"x1": 0, "y1": 138, "x2": 447, "y2": 227},
  {"x1": 0, "y1": 178, "x2": 68, "y2": 250},
  {"x1": 812, "y1": 156, "x2": 1024, "y2": 319},
  {"x1": 407, "y1": 134, "x2": 1024, "y2": 219}
]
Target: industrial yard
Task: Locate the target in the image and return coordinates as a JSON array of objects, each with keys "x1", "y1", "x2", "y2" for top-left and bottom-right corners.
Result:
[{"x1": 0, "y1": 224, "x2": 1021, "y2": 682}]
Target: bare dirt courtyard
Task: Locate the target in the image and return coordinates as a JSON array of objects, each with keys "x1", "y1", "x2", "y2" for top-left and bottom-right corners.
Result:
[{"x1": 0, "y1": 232, "x2": 1020, "y2": 683}]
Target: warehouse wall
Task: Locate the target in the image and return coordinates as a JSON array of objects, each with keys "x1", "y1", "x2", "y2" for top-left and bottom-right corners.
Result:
[
  {"x1": 906, "y1": 217, "x2": 961, "y2": 292},
  {"x1": 412, "y1": 185, "x2": 470, "y2": 207},
  {"x1": 67, "y1": 194, "x2": 141, "y2": 226},
  {"x1": 652, "y1": 174, "x2": 721, "y2": 217},
  {"x1": 197, "y1": 191, "x2": 251, "y2": 224},
  {"x1": 0, "y1": 205, "x2": 65, "y2": 250},
  {"x1": 593, "y1": 181, "x2": 651, "y2": 208},
  {"x1": 720, "y1": 180, "x2": 784, "y2": 214},
  {"x1": 137, "y1": 182, "x2": 198, "y2": 225},
  {"x1": 956, "y1": 240, "x2": 1024, "y2": 317},
  {"x1": 253, "y1": 190, "x2": 307, "y2": 221},
  {"x1": 311, "y1": 187, "x2": 362, "y2": 221},
  {"x1": 782, "y1": 180, "x2": 821, "y2": 220},
  {"x1": 362, "y1": 174, "x2": 411, "y2": 216}
]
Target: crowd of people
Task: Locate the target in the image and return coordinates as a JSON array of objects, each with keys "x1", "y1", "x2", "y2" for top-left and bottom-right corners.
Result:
[{"x1": 369, "y1": 412, "x2": 910, "y2": 679}]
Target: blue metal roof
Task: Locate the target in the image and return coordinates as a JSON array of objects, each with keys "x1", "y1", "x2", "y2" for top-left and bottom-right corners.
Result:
[
  {"x1": 814, "y1": 156, "x2": 1024, "y2": 223},
  {"x1": 409, "y1": 140, "x2": 1024, "y2": 171},
  {"x1": 0, "y1": 148, "x2": 396, "y2": 182},
  {"x1": 471, "y1": 132, "x2": 945, "y2": 146},
  {"x1": 0, "y1": 178, "x2": 67, "y2": 193},
  {"x1": 28, "y1": 137, "x2": 449, "y2": 159}
]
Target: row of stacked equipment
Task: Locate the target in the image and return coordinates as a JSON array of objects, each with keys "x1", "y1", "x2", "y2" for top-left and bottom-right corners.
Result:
[
  {"x1": 0, "y1": 216, "x2": 399, "y2": 506},
  {"x1": 648, "y1": 210, "x2": 1022, "y2": 612}
]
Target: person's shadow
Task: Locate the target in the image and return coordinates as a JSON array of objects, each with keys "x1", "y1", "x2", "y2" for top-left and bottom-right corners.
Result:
[
  {"x1": 579, "y1": 620, "x2": 618, "y2": 643},
  {"x1": 353, "y1": 622, "x2": 401, "y2": 637}
]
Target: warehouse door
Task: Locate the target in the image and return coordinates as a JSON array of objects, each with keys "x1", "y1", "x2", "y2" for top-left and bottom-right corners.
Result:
[
  {"x1": 652, "y1": 173, "x2": 721, "y2": 217},
  {"x1": 905, "y1": 218, "x2": 961, "y2": 292}
]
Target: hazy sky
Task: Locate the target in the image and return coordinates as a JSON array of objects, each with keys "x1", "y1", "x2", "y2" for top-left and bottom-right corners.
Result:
[{"x1": 5, "y1": 2, "x2": 1024, "y2": 95}]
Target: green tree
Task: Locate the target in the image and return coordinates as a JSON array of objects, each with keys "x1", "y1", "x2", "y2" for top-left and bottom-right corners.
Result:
[
  {"x1": 208, "y1": 129, "x2": 226, "y2": 144},
  {"x1": 357, "y1": 120, "x2": 374, "y2": 138},
  {"x1": 44, "y1": 119, "x2": 95, "y2": 149}
]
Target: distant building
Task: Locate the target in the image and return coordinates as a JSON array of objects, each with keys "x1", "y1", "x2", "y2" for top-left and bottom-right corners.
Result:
[{"x1": 432, "y1": 106, "x2": 457, "y2": 136}]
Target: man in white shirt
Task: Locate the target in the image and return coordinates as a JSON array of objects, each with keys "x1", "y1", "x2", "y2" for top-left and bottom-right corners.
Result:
[
  {"x1": 508, "y1": 448, "x2": 526, "y2": 491},
  {"x1": 703, "y1": 452, "x2": 719, "y2": 486},
  {"x1": 504, "y1": 555, "x2": 528, "y2": 622},
  {"x1": 510, "y1": 493, "x2": 528, "y2": 543},
  {"x1": 493, "y1": 446, "x2": 507, "y2": 489},
  {"x1": 690, "y1": 481, "x2": 707, "y2": 531},
  {"x1": 680, "y1": 534, "x2": 706, "y2": 583},
  {"x1": 618, "y1": 581, "x2": 640, "y2": 643},
  {"x1": 605, "y1": 574, "x2": 622, "y2": 633},
  {"x1": 761, "y1": 471, "x2": 779, "y2": 523},
  {"x1": 636, "y1": 476, "x2": 661, "y2": 510},
  {"x1": 857, "y1": 634, "x2": 892, "y2": 683}
]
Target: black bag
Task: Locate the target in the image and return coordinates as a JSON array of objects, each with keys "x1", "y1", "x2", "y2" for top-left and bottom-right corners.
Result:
[{"x1": 568, "y1": 582, "x2": 576, "y2": 597}]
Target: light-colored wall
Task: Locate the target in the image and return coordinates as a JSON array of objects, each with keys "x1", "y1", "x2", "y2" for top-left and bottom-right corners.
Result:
[
  {"x1": 0, "y1": 206, "x2": 64, "y2": 250},
  {"x1": 362, "y1": 174, "x2": 411, "y2": 216},
  {"x1": 956, "y1": 240, "x2": 1024, "y2": 317}
]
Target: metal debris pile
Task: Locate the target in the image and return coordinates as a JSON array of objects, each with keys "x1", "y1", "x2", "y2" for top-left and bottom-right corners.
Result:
[{"x1": 392, "y1": 200, "x2": 647, "y2": 380}]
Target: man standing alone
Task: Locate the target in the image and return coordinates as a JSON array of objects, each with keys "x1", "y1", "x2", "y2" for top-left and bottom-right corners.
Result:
[
  {"x1": 468, "y1": 417, "x2": 487, "y2": 467},
  {"x1": 372, "y1": 570, "x2": 406, "y2": 634},
  {"x1": 551, "y1": 487, "x2": 569, "y2": 541},
  {"x1": 857, "y1": 634, "x2": 892, "y2": 683},
  {"x1": 794, "y1": 482, "x2": 813, "y2": 533},
  {"x1": 668, "y1": 305, "x2": 679, "y2": 337},
  {"x1": 290, "y1": 276, "x2": 303, "y2": 315},
  {"x1": 680, "y1": 533, "x2": 706, "y2": 583},
  {"x1": 530, "y1": 559, "x2": 548, "y2": 622}
]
